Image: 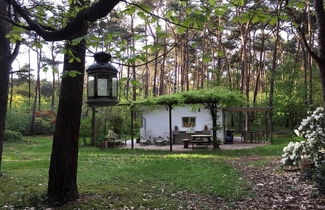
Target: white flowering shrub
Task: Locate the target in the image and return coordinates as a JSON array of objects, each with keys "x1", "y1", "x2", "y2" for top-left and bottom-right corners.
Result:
[{"x1": 282, "y1": 107, "x2": 325, "y2": 166}]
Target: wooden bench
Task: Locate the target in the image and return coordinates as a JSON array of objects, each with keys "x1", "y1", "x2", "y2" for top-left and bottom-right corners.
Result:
[
  {"x1": 190, "y1": 138, "x2": 212, "y2": 149},
  {"x1": 103, "y1": 139, "x2": 126, "y2": 148}
]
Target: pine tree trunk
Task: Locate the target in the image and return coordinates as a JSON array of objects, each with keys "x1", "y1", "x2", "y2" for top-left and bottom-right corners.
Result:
[
  {"x1": 253, "y1": 27, "x2": 265, "y2": 105},
  {"x1": 28, "y1": 48, "x2": 31, "y2": 105},
  {"x1": 9, "y1": 72, "x2": 13, "y2": 108},
  {"x1": 51, "y1": 43, "x2": 56, "y2": 110},
  {"x1": 0, "y1": 0, "x2": 10, "y2": 173},
  {"x1": 307, "y1": 0, "x2": 313, "y2": 105},
  {"x1": 269, "y1": 8, "x2": 281, "y2": 133},
  {"x1": 47, "y1": 39, "x2": 86, "y2": 203},
  {"x1": 159, "y1": 37, "x2": 167, "y2": 95},
  {"x1": 144, "y1": 21, "x2": 149, "y2": 98},
  {"x1": 37, "y1": 46, "x2": 42, "y2": 111},
  {"x1": 315, "y1": 0, "x2": 325, "y2": 109}
]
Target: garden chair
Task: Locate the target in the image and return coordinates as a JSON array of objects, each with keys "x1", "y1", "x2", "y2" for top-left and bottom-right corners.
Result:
[
  {"x1": 225, "y1": 130, "x2": 234, "y2": 144},
  {"x1": 139, "y1": 136, "x2": 154, "y2": 145},
  {"x1": 154, "y1": 136, "x2": 169, "y2": 146}
]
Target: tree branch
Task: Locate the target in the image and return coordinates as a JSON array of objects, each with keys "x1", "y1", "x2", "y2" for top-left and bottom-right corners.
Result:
[
  {"x1": 9, "y1": 69, "x2": 28, "y2": 74},
  {"x1": 315, "y1": 0, "x2": 325, "y2": 64},
  {"x1": 0, "y1": 15, "x2": 31, "y2": 30},
  {"x1": 285, "y1": 1, "x2": 321, "y2": 64},
  {"x1": 6, "y1": 0, "x2": 121, "y2": 41},
  {"x1": 121, "y1": 0, "x2": 203, "y2": 31},
  {"x1": 9, "y1": 40, "x2": 21, "y2": 65}
]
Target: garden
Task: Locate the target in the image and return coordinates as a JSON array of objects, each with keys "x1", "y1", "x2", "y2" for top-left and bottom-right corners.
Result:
[
  {"x1": 1, "y1": 129, "x2": 325, "y2": 209},
  {"x1": 1, "y1": 0, "x2": 325, "y2": 209}
]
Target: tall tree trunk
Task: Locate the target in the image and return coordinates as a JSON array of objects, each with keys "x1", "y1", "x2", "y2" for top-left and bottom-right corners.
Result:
[
  {"x1": 269, "y1": 6, "x2": 281, "y2": 134},
  {"x1": 130, "y1": 14, "x2": 136, "y2": 101},
  {"x1": 153, "y1": 49, "x2": 159, "y2": 97},
  {"x1": 302, "y1": 45, "x2": 309, "y2": 105},
  {"x1": 9, "y1": 71, "x2": 13, "y2": 108},
  {"x1": 307, "y1": 0, "x2": 313, "y2": 105},
  {"x1": 315, "y1": 0, "x2": 325, "y2": 109},
  {"x1": 30, "y1": 73, "x2": 38, "y2": 135},
  {"x1": 51, "y1": 42, "x2": 56, "y2": 110},
  {"x1": 208, "y1": 102, "x2": 219, "y2": 149},
  {"x1": 0, "y1": 0, "x2": 10, "y2": 173},
  {"x1": 144, "y1": 21, "x2": 149, "y2": 98},
  {"x1": 47, "y1": 0, "x2": 88, "y2": 201},
  {"x1": 173, "y1": 43, "x2": 178, "y2": 93},
  {"x1": 253, "y1": 26, "x2": 265, "y2": 105},
  {"x1": 159, "y1": 36, "x2": 167, "y2": 95},
  {"x1": 28, "y1": 48, "x2": 31, "y2": 105},
  {"x1": 47, "y1": 39, "x2": 87, "y2": 203},
  {"x1": 37, "y1": 45, "x2": 42, "y2": 111}
]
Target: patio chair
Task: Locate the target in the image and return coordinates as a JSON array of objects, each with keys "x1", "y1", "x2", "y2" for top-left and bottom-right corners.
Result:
[
  {"x1": 225, "y1": 130, "x2": 234, "y2": 144},
  {"x1": 240, "y1": 130, "x2": 247, "y2": 143},
  {"x1": 154, "y1": 136, "x2": 169, "y2": 146},
  {"x1": 139, "y1": 136, "x2": 154, "y2": 145}
]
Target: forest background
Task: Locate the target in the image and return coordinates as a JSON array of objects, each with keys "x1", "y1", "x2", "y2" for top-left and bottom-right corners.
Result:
[
  {"x1": 1, "y1": 0, "x2": 325, "y2": 204},
  {"x1": 5, "y1": 0, "x2": 322, "y2": 139}
]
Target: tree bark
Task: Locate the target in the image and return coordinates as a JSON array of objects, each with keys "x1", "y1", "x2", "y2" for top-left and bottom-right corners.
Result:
[
  {"x1": 0, "y1": 0, "x2": 10, "y2": 173},
  {"x1": 269, "y1": 12, "x2": 281, "y2": 109},
  {"x1": 253, "y1": 26, "x2": 265, "y2": 105},
  {"x1": 208, "y1": 102, "x2": 220, "y2": 149},
  {"x1": 315, "y1": 0, "x2": 325, "y2": 109},
  {"x1": 51, "y1": 42, "x2": 56, "y2": 110},
  {"x1": 47, "y1": 40, "x2": 86, "y2": 204},
  {"x1": 159, "y1": 34, "x2": 167, "y2": 95}
]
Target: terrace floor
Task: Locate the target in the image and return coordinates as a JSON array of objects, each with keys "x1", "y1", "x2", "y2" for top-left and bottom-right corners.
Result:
[{"x1": 121, "y1": 137, "x2": 270, "y2": 152}]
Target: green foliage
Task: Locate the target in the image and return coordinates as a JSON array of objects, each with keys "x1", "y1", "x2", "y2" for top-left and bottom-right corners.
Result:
[
  {"x1": 80, "y1": 117, "x2": 91, "y2": 138},
  {"x1": 61, "y1": 70, "x2": 82, "y2": 78},
  {"x1": 4, "y1": 130, "x2": 23, "y2": 142},
  {"x1": 136, "y1": 88, "x2": 244, "y2": 107},
  {"x1": 313, "y1": 161, "x2": 325, "y2": 194},
  {"x1": 272, "y1": 56, "x2": 314, "y2": 128},
  {"x1": 33, "y1": 110, "x2": 56, "y2": 135},
  {"x1": 6, "y1": 108, "x2": 31, "y2": 135},
  {"x1": 5, "y1": 26, "x2": 25, "y2": 43}
]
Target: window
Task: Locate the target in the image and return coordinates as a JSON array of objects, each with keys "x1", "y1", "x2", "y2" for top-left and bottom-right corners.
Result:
[{"x1": 182, "y1": 117, "x2": 196, "y2": 127}]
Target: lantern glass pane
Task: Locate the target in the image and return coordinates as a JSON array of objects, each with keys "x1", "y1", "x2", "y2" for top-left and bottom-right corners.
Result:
[
  {"x1": 97, "y1": 78, "x2": 108, "y2": 96},
  {"x1": 88, "y1": 75, "x2": 95, "y2": 97},
  {"x1": 112, "y1": 77, "x2": 118, "y2": 97}
]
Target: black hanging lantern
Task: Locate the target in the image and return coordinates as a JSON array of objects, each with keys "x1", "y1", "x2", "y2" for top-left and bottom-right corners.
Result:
[{"x1": 86, "y1": 52, "x2": 118, "y2": 107}]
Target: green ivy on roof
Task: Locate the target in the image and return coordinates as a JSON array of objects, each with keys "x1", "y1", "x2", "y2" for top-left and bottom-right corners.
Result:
[{"x1": 129, "y1": 88, "x2": 244, "y2": 107}]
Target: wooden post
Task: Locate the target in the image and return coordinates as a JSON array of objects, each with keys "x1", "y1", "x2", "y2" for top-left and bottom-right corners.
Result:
[
  {"x1": 269, "y1": 110, "x2": 273, "y2": 145},
  {"x1": 264, "y1": 111, "x2": 268, "y2": 143},
  {"x1": 91, "y1": 106, "x2": 96, "y2": 146},
  {"x1": 222, "y1": 110, "x2": 226, "y2": 143},
  {"x1": 104, "y1": 118, "x2": 107, "y2": 136},
  {"x1": 130, "y1": 105, "x2": 134, "y2": 149},
  {"x1": 169, "y1": 104, "x2": 173, "y2": 152}
]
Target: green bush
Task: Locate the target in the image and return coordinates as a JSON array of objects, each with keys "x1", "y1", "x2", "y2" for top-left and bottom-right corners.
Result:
[
  {"x1": 4, "y1": 130, "x2": 23, "y2": 142},
  {"x1": 313, "y1": 161, "x2": 325, "y2": 195},
  {"x1": 32, "y1": 110, "x2": 56, "y2": 135},
  {"x1": 6, "y1": 108, "x2": 31, "y2": 135},
  {"x1": 80, "y1": 118, "x2": 91, "y2": 138},
  {"x1": 33, "y1": 118, "x2": 54, "y2": 135}
]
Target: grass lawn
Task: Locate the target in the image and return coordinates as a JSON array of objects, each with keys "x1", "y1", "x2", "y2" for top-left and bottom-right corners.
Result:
[{"x1": 0, "y1": 136, "x2": 292, "y2": 209}]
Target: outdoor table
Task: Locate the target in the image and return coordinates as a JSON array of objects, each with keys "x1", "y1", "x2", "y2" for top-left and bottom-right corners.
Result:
[
  {"x1": 182, "y1": 139, "x2": 190, "y2": 148},
  {"x1": 246, "y1": 131, "x2": 263, "y2": 143},
  {"x1": 190, "y1": 134, "x2": 212, "y2": 149}
]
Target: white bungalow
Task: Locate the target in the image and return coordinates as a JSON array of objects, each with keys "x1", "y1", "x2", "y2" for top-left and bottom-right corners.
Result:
[{"x1": 140, "y1": 105, "x2": 224, "y2": 144}]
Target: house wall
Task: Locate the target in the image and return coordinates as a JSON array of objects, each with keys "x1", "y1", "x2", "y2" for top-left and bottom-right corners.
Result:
[{"x1": 140, "y1": 105, "x2": 224, "y2": 142}]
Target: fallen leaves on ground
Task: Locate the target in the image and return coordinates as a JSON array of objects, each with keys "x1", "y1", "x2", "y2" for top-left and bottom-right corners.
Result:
[{"x1": 176, "y1": 158, "x2": 325, "y2": 209}]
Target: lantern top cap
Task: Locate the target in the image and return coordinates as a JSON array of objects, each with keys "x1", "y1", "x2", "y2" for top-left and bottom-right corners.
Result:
[{"x1": 94, "y1": 52, "x2": 111, "y2": 64}]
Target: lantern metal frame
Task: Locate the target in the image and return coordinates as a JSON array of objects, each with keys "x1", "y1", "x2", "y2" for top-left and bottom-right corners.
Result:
[{"x1": 86, "y1": 52, "x2": 119, "y2": 107}]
